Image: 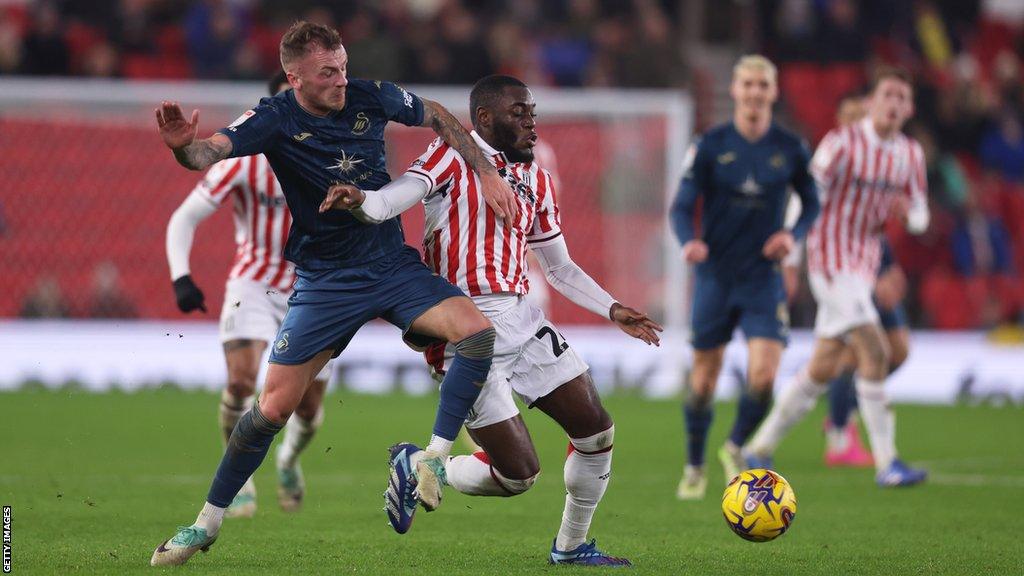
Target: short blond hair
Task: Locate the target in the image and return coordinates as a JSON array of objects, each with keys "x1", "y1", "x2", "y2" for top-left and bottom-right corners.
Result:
[{"x1": 733, "y1": 55, "x2": 777, "y2": 83}]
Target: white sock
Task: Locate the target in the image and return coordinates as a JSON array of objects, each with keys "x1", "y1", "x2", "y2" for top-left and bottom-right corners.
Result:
[
  {"x1": 855, "y1": 377, "x2": 897, "y2": 471},
  {"x1": 276, "y1": 407, "x2": 324, "y2": 470},
  {"x1": 825, "y1": 421, "x2": 849, "y2": 452},
  {"x1": 426, "y1": 434, "x2": 454, "y2": 457},
  {"x1": 194, "y1": 502, "x2": 225, "y2": 535},
  {"x1": 445, "y1": 452, "x2": 515, "y2": 496},
  {"x1": 746, "y1": 371, "x2": 824, "y2": 457},
  {"x1": 218, "y1": 389, "x2": 253, "y2": 446},
  {"x1": 557, "y1": 427, "x2": 614, "y2": 552}
]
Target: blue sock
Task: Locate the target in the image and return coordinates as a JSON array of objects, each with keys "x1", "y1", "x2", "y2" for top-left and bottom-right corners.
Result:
[
  {"x1": 728, "y1": 389, "x2": 771, "y2": 447},
  {"x1": 827, "y1": 371, "x2": 856, "y2": 428},
  {"x1": 433, "y1": 351, "x2": 491, "y2": 441},
  {"x1": 683, "y1": 402, "x2": 713, "y2": 467},
  {"x1": 207, "y1": 403, "x2": 283, "y2": 508}
]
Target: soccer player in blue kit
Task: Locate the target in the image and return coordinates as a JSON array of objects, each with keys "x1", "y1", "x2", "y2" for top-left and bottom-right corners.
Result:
[
  {"x1": 150, "y1": 22, "x2": 518, "y2": 566},
  {"x1": 670, "y1": 55, "x2": 820, "y2": 499}
]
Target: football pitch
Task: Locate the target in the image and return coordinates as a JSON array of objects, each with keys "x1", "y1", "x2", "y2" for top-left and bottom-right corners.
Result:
[{"x1": 2, "y1": 389, "x2": 1022, "y2": 575}]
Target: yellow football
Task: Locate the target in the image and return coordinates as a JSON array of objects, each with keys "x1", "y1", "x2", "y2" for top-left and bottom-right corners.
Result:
[{"x1": 721, "y1": 468, "x2": 797, "y2": 542}]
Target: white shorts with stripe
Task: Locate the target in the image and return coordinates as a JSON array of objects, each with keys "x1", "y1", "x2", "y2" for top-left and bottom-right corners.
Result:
[
  {"x1": 428, "y1": 294, "x2": 588, "y2": 429},
  {"x1": 808, "y1": 272, "x2": 880, "y2": 339},
  {"x1": 219, "y1": 278, "x2": 331, "y2": 381}
]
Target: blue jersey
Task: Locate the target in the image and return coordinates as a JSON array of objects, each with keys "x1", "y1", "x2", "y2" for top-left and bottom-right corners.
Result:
[
  {"x1": 670, "y1": 122, "x2": 820, "y2": 280},
  {"x1": 218, "y1": 79, "x2": 425, "y2": 270}
]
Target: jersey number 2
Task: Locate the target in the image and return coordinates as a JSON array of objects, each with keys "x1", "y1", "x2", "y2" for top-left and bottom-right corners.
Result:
[{"x1": 535, "y1": 326, "x2": 569, "y2": 357}]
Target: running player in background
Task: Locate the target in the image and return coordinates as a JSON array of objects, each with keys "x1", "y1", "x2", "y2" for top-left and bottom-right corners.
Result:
[
  {"x1": 744, "y1": 67, "x2": 930, "y2": 487},
  {"x1": 785, "y1": 93, "x2": 912, "y2": 467},
  {"x1": 669, "y1": 55, "x2": 820, "y2": 500},
  {"x1": 823, "y1": 240, "x2": 910, "y2": 466},
  {"x1": 321, "y1": 75, "x2": 661, "y2": 565},
  {"x1": 166, "y1": 72, "x2": 330, "y2": 517},
  {"x1": 151, "y1": 21, "x2": 518, "y2": 567}
]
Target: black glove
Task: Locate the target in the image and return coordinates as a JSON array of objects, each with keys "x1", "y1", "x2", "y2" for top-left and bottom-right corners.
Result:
[{"x1": 172, "y1": 275, "x2": 207, "y2": 313}]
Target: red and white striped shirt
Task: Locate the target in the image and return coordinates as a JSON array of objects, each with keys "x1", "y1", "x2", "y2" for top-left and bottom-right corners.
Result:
[
  {"x1": 192, "y1": 155, "x2": 295, "y2": 291},
  {"x1": 406, "y1": 132, "x2": 562, "y2": 297},
  {"x1": 807, "y1": 118, "x2": 928, "y2": 281}
]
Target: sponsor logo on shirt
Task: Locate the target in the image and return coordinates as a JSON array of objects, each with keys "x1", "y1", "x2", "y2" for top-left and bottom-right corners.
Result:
[
  {"x1": 227, "y1": 109, "x2": 255, "y2": 131},
  {"x1": 292, "y1": 132, "x2": 313, "y2": 142}
]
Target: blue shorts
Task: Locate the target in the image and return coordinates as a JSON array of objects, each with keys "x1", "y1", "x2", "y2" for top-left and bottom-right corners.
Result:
[
  {"x1": 876, "y1": 299, "x2": 908, "y2": 331},
  {"x1": 269, "y1": 246, "x2": 466, "y2": 365},
  {"x1": 690, "y1": 272, "x2": 789, "y2": 350}
]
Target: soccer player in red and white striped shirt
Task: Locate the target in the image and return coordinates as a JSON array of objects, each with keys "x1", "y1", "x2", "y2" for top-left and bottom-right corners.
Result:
[
  {"x1": 320, "y1": 75, "x2": 661, "y2": 565},
  {"x1": 745, "y1": 67, "x2": 930, "y2": 487},
  {"x1": 165, "y1": 72, "x2": 331, "y2": 518}
]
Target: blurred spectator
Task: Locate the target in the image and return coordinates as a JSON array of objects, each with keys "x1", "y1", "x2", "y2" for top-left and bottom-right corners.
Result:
[
  {"x1": 819, "y1": 0, "x2": 865, "y2": 63},
  {"x1": 87, "y1": 261, "x2": 138, "y2": 319},
  {"x1": 979, "y1": 109, "x2": 1024, "y2": 182},
  {"x1": 184, "y1": 0, "x2": 248, "y2": 79},
  {"x1": 342, "y1": 8, "x2": 404, "y2": 80},
  {"x1": 81, "y1": 40, "x2": 120, "y2": 77},
  {"x1": 111, "y1": 0, "x2": 158, "y2": 55},
  {"x1": 0, "y1": 11, "x2": 21, "y2": 73},
  {"x1": 951, "y1": 184, "x2": 1014, "y2": 278},
  {"x1": 20, "y1": 2, "x2": 69, "y2": 75},
  {"x1": 20, "y1": 276, "x2": 71, "y2": 319}
]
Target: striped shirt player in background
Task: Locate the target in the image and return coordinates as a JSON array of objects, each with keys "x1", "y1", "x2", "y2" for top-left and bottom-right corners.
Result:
[
  {"x1": 782, "y1": 93, "x2": 914, "y2": 469},
  {"x1": 669, "y1": 55, "x2": 821, "y2": 500},
  {"x1": 166, "y1": 72, "x2": 331, "y2": 519},
  {"x1": 320, "y1": 75, "x2": 662, "y2": 566},
  {"x1": 744, "y1": 67, "x2": 931, "y2": 487}
]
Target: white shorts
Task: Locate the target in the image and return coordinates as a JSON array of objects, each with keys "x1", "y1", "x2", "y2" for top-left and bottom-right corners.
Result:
[
  {"x1": 431, "y1": 295, "x2": 589, "y2": 429},
  {"x1": 220, "y1": 278, "x2": 331, "y2": 381},
  {"x1": 808, "y1": 272, "x2": 880, "y2": 339}
]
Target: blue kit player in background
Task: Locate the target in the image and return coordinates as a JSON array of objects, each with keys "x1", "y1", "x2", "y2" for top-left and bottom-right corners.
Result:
[
  {"x1": 151, "y1": 21, "x2": 520, "y2": 567},
  {"x1": 669, "y1": 55, "x2": 820, "y2": 499}
]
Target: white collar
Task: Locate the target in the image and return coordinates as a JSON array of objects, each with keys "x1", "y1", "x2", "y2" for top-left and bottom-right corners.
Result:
[{"x1": 470, "y1": 130, "x2": 507, "y2": 165}]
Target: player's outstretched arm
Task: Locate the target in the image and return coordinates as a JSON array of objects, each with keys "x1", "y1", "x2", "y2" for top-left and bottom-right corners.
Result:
[
  {"x1": 609, "y1": 303, "x2": 663, "y2": 346},
  {"x1": 319, "y1": 175, "x2": 430, "y2": 224},
  {"x1": 420, "y1": 98, "x2": 517, "y2": 225},
  {"x1": 531, "y1": 236, "x2": 662, "y2": 345},
  {"x1": 155, "y1": 101, "x2": 233, "y2": 170}
]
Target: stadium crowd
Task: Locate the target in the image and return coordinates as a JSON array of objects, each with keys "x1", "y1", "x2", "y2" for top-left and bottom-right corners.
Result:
[{"x1": 4, "y1": 0, "x2": 1023, "y2": 330}]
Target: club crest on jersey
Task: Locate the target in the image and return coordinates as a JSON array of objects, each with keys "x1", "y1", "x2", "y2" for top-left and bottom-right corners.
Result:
[
  {"x1": 326, "y1": 150, "x2": 365, "y2": 174},
  {"x1": 275, "y1": 332, "x2": 289, "y2": 353},
  {"x1": 351, "y1": 112, "x2": 370, "y2": 136},
  {"x1": 718, "y1": 151, "x2": 736, "y2": 165},
  {"x1": 770, "y1": 153, "x2": 786, "y2": 169}
]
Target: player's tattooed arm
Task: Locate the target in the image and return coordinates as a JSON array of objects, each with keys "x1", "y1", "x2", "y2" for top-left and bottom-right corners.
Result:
[
  {"x1": 420, "y1": 98, "x2": 517, "y2": 225},
  {"x1": 173, "y1": 135, "x2": 233, "y2": 171},
  {"x1": 155, "y1": 101, "x2": 233, "y2": 170}
]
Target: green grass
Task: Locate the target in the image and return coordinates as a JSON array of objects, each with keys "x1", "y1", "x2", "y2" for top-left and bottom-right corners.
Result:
[{"x1": 1, "y1": 389, "x2": 1022, "y2": 575}]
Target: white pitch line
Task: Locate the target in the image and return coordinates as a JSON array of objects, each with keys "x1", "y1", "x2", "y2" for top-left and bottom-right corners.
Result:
[{"x1": 927, "y1": 473, "x2": 1024, "y2": 488}]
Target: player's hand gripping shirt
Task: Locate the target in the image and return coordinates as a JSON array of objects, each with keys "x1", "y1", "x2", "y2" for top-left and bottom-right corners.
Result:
[
  {"x1": 407, "y1": 132, "x2": 561, "y2": 296},
  {"x1": 807, "y1": 117, "x2": 929, "y2": 282},
  {"x1": 670, "y1": 123, "x2": 821, "y2": 280},
  {"x1": 217, "y1": 80, "x2": 424, "y2": 270}
]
